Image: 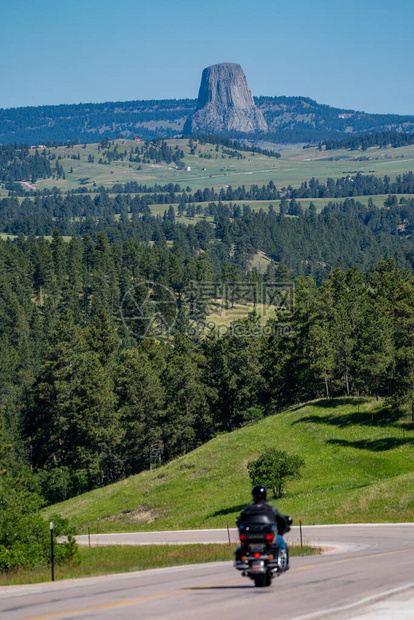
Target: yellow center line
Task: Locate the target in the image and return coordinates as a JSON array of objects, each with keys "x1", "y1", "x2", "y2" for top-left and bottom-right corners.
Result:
[
  {"x1": 21, "y1": 546, "x2": 414, "y2": 620},
  {"x1": 22, "y1": 590, "x2": 184, "y2": 620}
]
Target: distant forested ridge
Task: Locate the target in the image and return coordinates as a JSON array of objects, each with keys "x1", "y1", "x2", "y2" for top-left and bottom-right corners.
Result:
[
  {"x1": 323, "y1": 130, "x2": 414, "y2": 151},
  {"x1": 2, "y1": 96, "x2": 414, "y2": 146},
  {"x1": 2, "y1": 192, "x2": 414, "y2": 279}
]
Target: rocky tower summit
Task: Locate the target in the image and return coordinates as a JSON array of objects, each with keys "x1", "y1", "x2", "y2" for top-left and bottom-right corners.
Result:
[{"x1": 183, "y1": 63, "x2": 268, "y2": 135}]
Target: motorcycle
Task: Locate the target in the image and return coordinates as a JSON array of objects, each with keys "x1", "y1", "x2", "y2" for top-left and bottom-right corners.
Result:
[{"x1": 234, "y1": 514, "x2": 292, "y2": 587}]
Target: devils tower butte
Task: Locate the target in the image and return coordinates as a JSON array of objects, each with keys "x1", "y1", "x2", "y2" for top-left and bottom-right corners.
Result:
[{"x1": 183, "y1": 63, "x2": 268, "y2": 135}]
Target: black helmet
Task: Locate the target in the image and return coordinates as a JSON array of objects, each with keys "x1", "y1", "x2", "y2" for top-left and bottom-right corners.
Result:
[{"x1": 252, "y1": 484, "x2": 267, "y2": 501}]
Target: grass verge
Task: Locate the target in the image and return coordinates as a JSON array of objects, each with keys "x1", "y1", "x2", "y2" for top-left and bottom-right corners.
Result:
[{"x1": 0, "y1": 544, "x2": 319, "y2": 586}]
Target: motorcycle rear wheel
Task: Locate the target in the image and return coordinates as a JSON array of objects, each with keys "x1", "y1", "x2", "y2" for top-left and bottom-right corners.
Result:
[
  {"x1": 253, "y1": 572, "x2": 271, "y2": 587},
  {"x1": 278, "y1": 547, "x2": 288, "y2": 571}
]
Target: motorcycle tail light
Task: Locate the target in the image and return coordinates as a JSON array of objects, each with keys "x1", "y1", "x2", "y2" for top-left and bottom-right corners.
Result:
[
  {"x1": 266, "y1": 534, "x2": 274, "y2": 541},
  {"x1": 254, "y1": 552, "x2": 261, "y2": 558},
  {"x1": 240, "y1": 534, "x2": 246, "y2": 541}
]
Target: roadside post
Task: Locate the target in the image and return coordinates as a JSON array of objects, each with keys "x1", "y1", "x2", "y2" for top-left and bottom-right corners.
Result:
[
  {"x1": 50, "y1": 521, "x2": 55, "y2": 581},
  {"x1": 299, "y1": 519, "x2": 303, "y2": 548}
]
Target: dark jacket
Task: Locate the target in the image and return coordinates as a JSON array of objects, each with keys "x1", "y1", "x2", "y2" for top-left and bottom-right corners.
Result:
[{"x1": 238, "y1": 501, "x2": 288, "y2": 535}]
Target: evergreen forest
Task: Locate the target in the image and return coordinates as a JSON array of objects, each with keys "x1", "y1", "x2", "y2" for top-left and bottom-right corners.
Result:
[{"x1": 2, "y1": 229, "x2": 414, "y2": 507}]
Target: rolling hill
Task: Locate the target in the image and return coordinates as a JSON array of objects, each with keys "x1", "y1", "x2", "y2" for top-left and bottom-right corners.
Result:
[{"x1": 44, "y1": 397, "x2": 414, "y2": 532}]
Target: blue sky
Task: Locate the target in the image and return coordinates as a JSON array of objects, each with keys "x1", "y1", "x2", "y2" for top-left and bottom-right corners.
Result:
[{"x1": 1, "y1": 0, "x2": 414, "y2": 115}]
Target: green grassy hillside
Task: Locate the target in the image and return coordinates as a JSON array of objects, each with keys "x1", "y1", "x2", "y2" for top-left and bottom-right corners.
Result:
[{"x1": 45, "y1": 398, "x2": 414, "y2": 532}]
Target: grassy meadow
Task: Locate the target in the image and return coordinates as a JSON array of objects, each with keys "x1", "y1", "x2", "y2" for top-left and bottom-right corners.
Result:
[
  {"x1": 44, "y1": 398, "x2": 414, "y2": 533},
  {"x1": 204, "y1": 299, "x2": 275, "y2": 328},
  {"x1": 29, "y1": 139, "x2": 414, "y2": 194}
]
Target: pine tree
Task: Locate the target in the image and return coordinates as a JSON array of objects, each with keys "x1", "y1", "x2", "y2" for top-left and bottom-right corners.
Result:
[
  {"x1": 353, "y1": 286, "x2": 394, "y2": 399},
  {"x1": 307, "y1": 292, "x2": 336, "y2": 399},
  {"x1": 205, "y1": 314, "x2": 264, "y2": 430},
  {"x1": 32, "y1": 236, "x2": 57, "y2": 301},
  {"x1": 26, "y1": 311, "x2": 121, "y2": 488},
  {"x1": 60, "y1": 237, "x2": 83, "y2": 319},
  {"x1": 116, "y1": 348, "x2": 164, "y2": 473},
  {"x1": 85, "y1": 307, "x2": 118, "y2": 367},
  {"x1": 163, "y1": 334, "x2": 213, "y2": 458},
  {"x1": 26, "y1": 312, "x2": 86, "y2": 470},
  {"x1": 272, "y1": 276, "x2": 319, "y2": 405},
  {"x1": 51, "y1": 228, "x2": 66, "y2": 287},
  {"x1": 322, "y1": 268, "x2": 365, "y2": 396},
  {"x1": 391, "y1": 275, "x2": 414, "y2": 420},
  {"x1": 71, "y1": 351, "x2": 120, "y2": 487}
]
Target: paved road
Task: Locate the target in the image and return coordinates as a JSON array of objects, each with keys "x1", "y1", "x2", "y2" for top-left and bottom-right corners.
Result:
[{"x1": 0, "y1": 524, "x2": 413, "y2": 619}]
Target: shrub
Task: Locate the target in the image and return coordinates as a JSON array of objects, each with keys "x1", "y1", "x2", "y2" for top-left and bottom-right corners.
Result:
[
  {"x1": 36, "y1": 467, "x2": 89, "y2": 505},
  {"x1": 0, "y1": 428, "x2": 79, "y2": 572},
  {"x1": 247, "y1": 448, "x2": 304, "y2": 498}
]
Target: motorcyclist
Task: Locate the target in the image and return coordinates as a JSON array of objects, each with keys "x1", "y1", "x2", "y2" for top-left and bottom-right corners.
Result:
[{"x1": 235, "y1": 484, "x2": 290, "y2": 570}]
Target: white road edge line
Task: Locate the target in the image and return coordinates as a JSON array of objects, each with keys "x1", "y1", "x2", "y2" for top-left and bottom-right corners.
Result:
[
  {"x1": 76, "y1": 523, "x2": 414, "y2": 536},
  {"x1": 290, "y1": 581, "x2": 414, "y2": 620}
]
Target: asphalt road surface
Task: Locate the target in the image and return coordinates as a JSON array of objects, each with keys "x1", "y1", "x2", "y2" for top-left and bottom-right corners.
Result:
[{"x1": 0, "y1": 524, "x2": 413, "y2": 620}]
